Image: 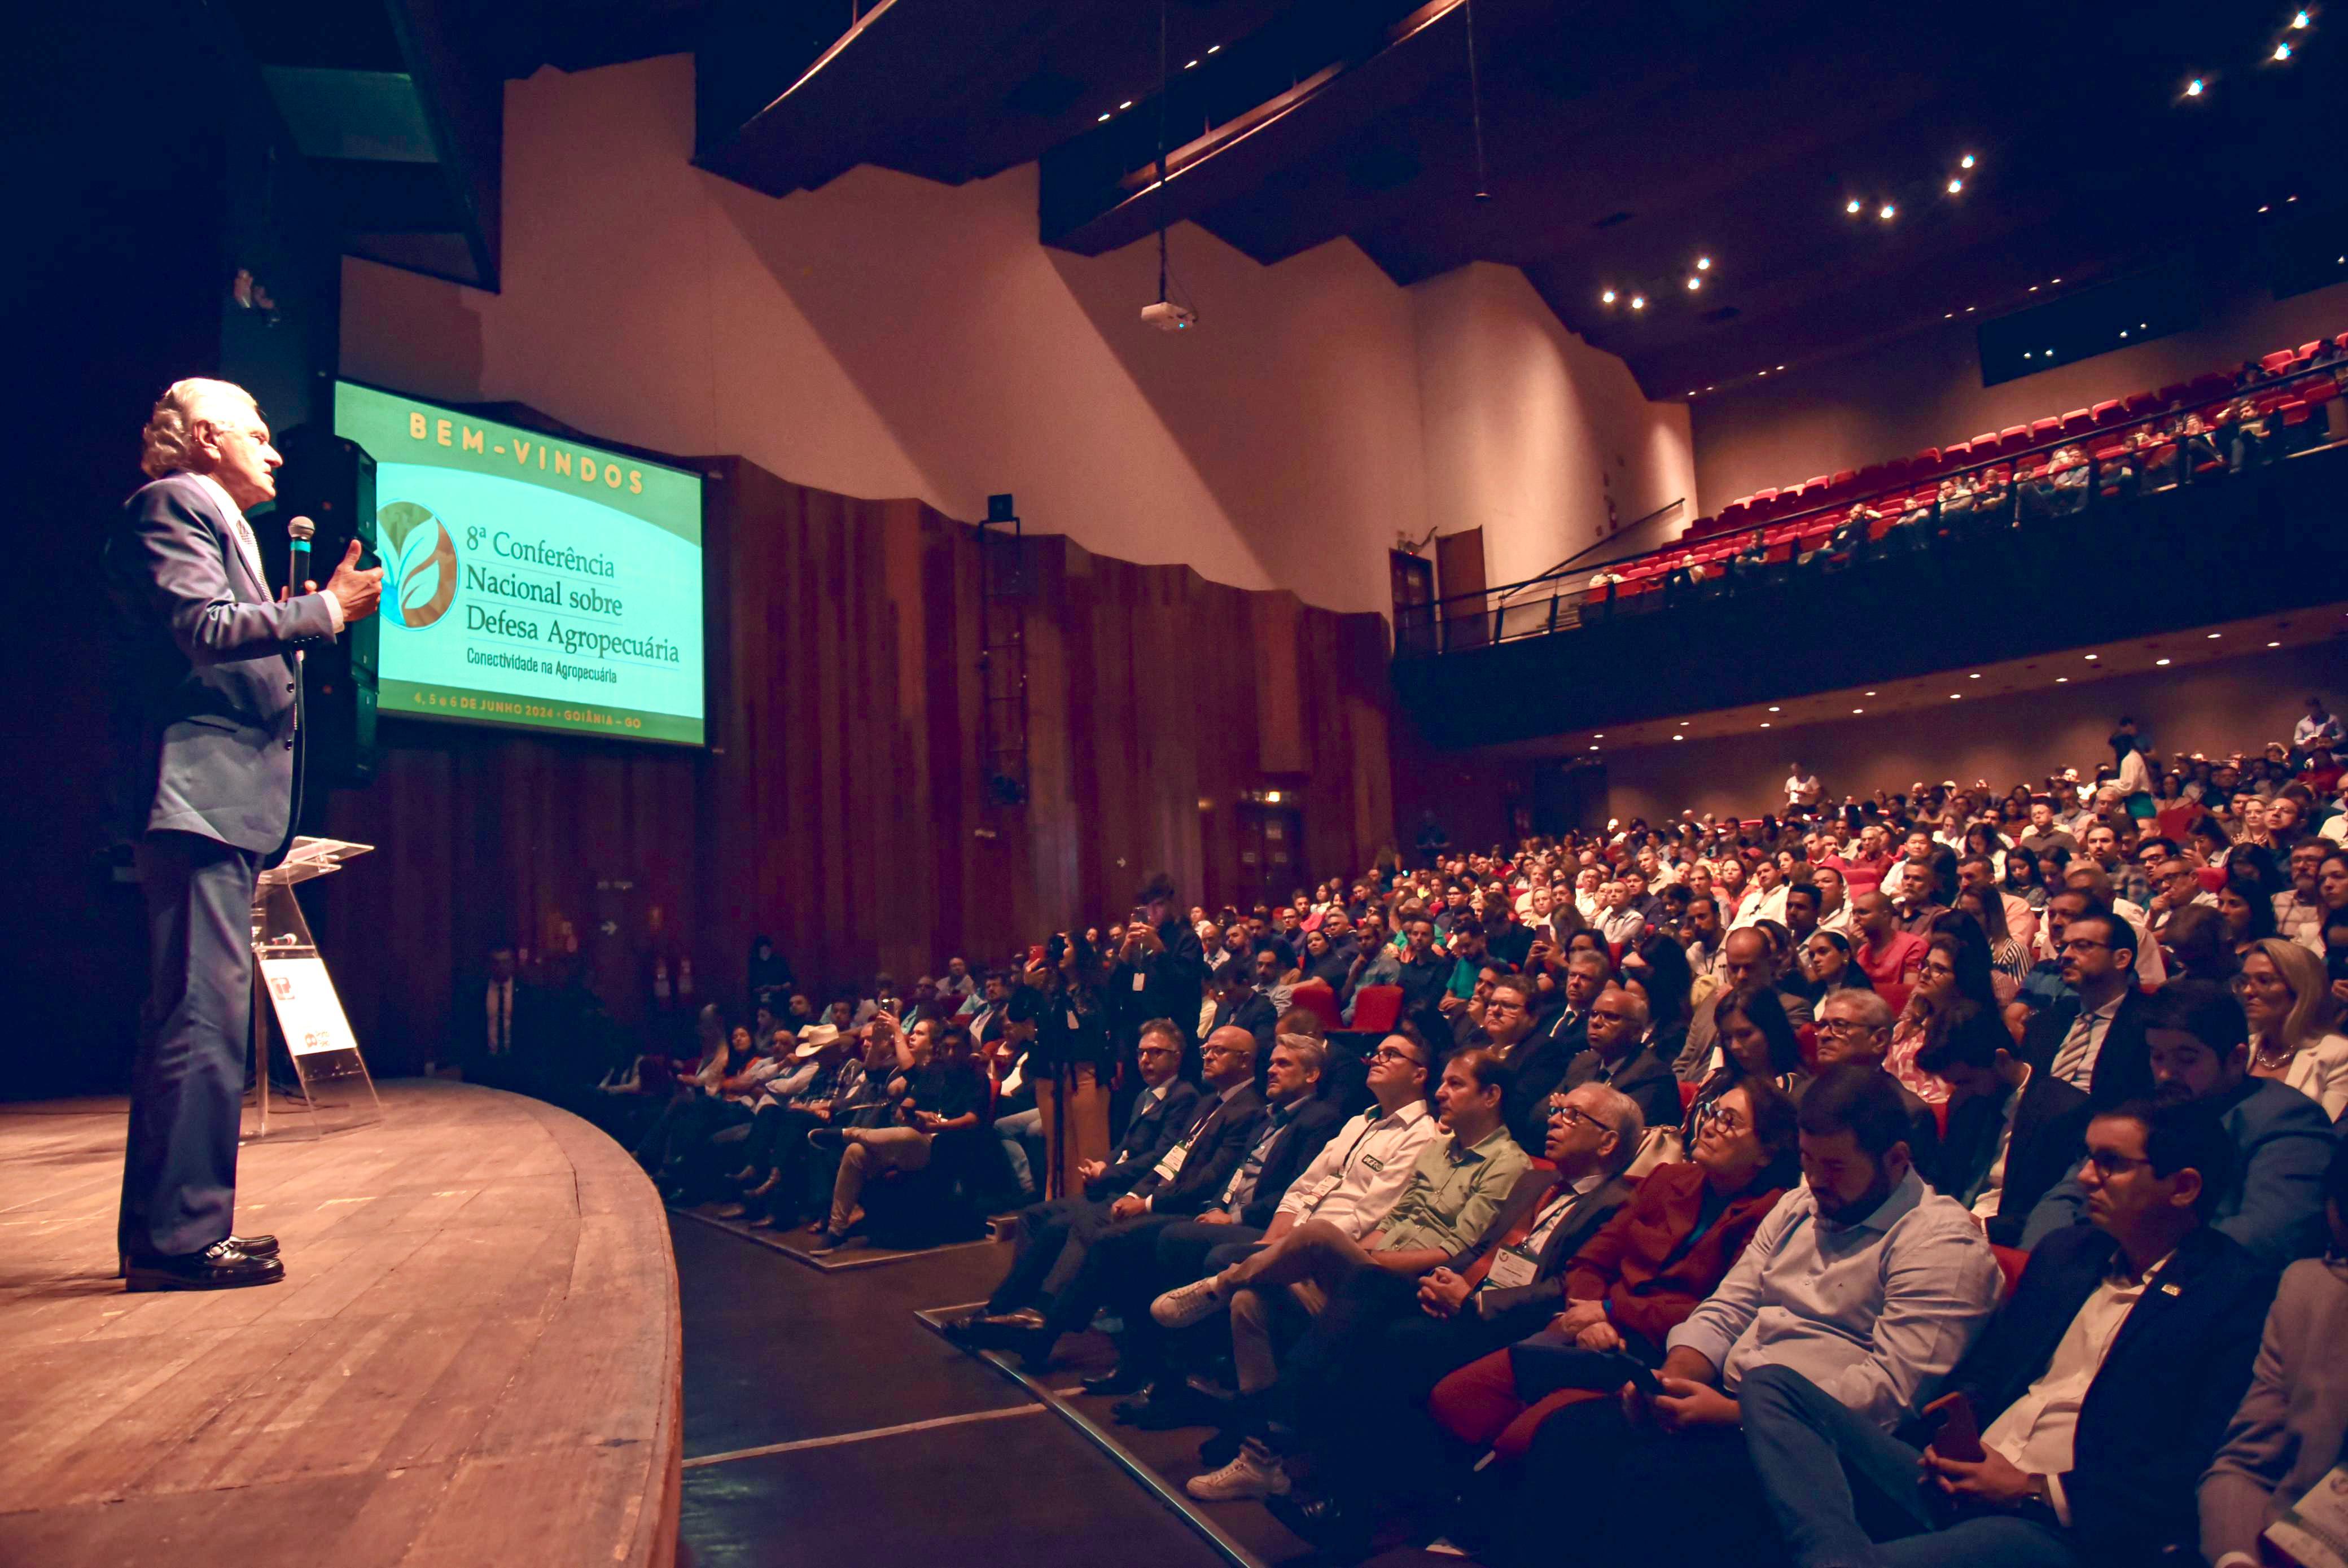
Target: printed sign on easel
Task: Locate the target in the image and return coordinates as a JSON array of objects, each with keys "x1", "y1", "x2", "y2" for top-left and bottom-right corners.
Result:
[{"x1": 259, "y1": 956, "x2": 360, "y2": 1057}]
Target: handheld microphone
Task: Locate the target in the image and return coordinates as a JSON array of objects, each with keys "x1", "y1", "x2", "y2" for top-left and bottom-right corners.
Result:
[
  {"x1": 287, "y1": 516, "x2": 316, "y2": 670},
  {"x1": 287, "y1": 514, "x2": 315, "y2": 585}
]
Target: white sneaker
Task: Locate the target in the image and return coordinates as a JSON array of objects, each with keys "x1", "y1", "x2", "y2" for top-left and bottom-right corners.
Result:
[
  {"x1": 1185, "y1": 1439, "x2": 1290, "y2": 1501},
  {"x1": 1151, "y1": 1273, "x2": 1228, "y2": 1328}
]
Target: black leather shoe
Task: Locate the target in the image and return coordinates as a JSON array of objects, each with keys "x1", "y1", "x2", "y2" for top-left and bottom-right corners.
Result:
[
  {"x1": 125, "y1": 1241, "x2": 285, "y2": 1293},
  {"x1": 117, "y1": 1233, "x2": 278, "y2": 1278},
  {"x1": 1080, "y1": 1363, "x2": 1151, "y2": 1397}
]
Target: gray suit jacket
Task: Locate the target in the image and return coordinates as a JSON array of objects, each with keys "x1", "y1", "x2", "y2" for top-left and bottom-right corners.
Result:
[
  {"x1": 2200, "y1": 1256, "x2": 2348, "y2": 1564},
  {"x1": 106, "y1": 474, "x2": 338, "y2": 855}
]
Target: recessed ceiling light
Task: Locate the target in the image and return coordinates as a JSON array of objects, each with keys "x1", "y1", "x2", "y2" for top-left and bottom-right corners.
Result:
[
  {"x1": 1960, "y1": 153, "x2": 1977, "y2": 169},
  {"x1": 2057, "y1": 677, "x2": 2069, "y2": 682},
  {"x1": 1760, "y1": 722, "x2": 1771, "y2": 728},
  {"x1": 1098, "y1": 112, "x2": 1111, "y2": 121},
  {"x1": 1185, "y1": 58, "x2": 1199, "y2": 68},
  {"x1": 1601, "y1": 288, "x2": 1617, "y2": 303},
  {"x1": 1852, "y1": 707, "x2": 1865, "y2": 713},
  {"x1": 1945, "y1": 312, "x2": 1955, "y2": 319},
  {"x1": 1768, "y1": 706, "x2": 1780, "y2": 712},
  {"x1": 1119, "y1": 100, "x2": 1133, "y2": 110},
  {"x1": 1865, "y1": 691, "x2": 1877, "y2": 697},
  {"x1": 1593, "y1": 733, "x2": 1604, "y2": 738},
  {"x1": 2277, "y1": 41, "x2": 2294, "y2": 59},
  {"x1": 1687, "y1": 277, "x2": 1703, "y2": 291},
  {"x1": 1672, "y1": 734, "x2": 1684, "y2": 741},
  {"x1": 1879, "y1": 203, "x2": 1896, "y2": 220},
  {"x1": 2086, "y1": 653, "x2": 2099, "y2": 660},
  {"x1": 2051, "y1": 278, "x2": 2061, "y2": 284},
  {"x1": 1631, "y1": 295, "x2": 1646, "y2": 310},
  {"x1": 1950, "y1": 693, "x2": 1961, "y2": 699},
  {"x1": 2208, "y1": 632, "x2": 2221, "y2": 639},
  {"x1": 1590, "y1": 745, "x2": 1600, "y2": 751},
  {"x1": 2294, "y1": 8, "x2": 2311, "y2": 27},
  {"x1": 1965, "y1": 306, "x2": 1975, "y2": 313},
  {"x1": 2268, "y1": 641, "x2": 2283, "y2": 647},
  {"x1": 1207, "y1": 43, "x2": 1219, "y2": 52},
  {"x1": 2029, "y1": 286, "x2": 2039, "y2": 292},
  {"x1": 1846, "y1": 198, "x2": 1863, "y2": 214},
  {"x1": 2185, "y1": 77, "x2": 2205, "y2": 96},
  {"x1": 1776, "y1": 365, "x2": 1785, "y2": 371},
  {"x1": 1696, "y1": 256, "x2": 1712, "y2": 271},
  {"x1": 1969, "y1": 672, "x2": 1981, "y2": 679},
  {"x1": 1948, "y1": 178, "x2": 1964, "y2": 194},
  {"x1": 2156, "y1": 658, "x2": 2172, "y2": 666}
]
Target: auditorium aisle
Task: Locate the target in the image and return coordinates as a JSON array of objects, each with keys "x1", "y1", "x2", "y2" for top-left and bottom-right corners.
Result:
[{"x1": 671, "y1": 1217, "x2": 1234, "y2": 1566}]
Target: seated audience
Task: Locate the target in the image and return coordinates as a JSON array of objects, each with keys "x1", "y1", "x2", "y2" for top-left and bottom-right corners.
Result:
[
  {"x1": 2199, "y1": 1139, "x2": 2348, "y2": 1568},
  {"x1": 1146, "y1": 1048, "x2": 1531, "y2": 1424},
  {"x1": 1461, "y1": 1066, "x2": 2003, "y2": 1567},
  {"x1": 1674, "y1": 927, "x2": 1816, "y2": 1081},
  {"x1": 947, "y1": 1018, "x2": 1202, "y2": 1341},
  {"x1": 811, "y1": 1016, "x2": 985, "y2": 1247},
  {"x1": 1183, "y1": 1080, "x2": 1641, "y2": 1517},
  {"x1": 1684, "y1": 983, "x2": 1810, "y2": 1141},
  {"x1": 2021, "y1": 906, "x2": 2156, "y2": 1105},
  {"x1": 1745, "y1": 1097, "x2": 2276, "y2": 1567},
  {"x1": 1427, "y1": 1078, "x2": 1799, "y2": 1462},
  {"x1": 2025, "y1": 980, "x2": 2334, "y2": 1267}
]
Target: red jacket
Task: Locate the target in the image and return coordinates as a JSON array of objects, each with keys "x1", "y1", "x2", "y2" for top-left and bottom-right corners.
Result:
[{"x1": 1560, "y1": 1160, "x2": 1788, "y2": 1351}]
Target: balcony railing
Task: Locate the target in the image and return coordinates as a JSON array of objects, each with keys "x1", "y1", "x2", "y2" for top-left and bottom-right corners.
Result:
[{"x1": 1397, "y1": 358, "x2": 2348, "y2": 659}]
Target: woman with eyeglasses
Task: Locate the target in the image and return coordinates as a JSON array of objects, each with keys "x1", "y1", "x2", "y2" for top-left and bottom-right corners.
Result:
[
  {"x1": 2236, "y1": 938, "x2": 2348, "y2": 1119},
  {"x1": 1883, "y1": 934, "x2": 1966, "y2": 1106},
  {"x1": 1424, "y1": 1078, "x2": 1802, "y2": 1532},
  {"x1": 1681, "y1": 983, "x2": 1807, "y2": 1143}
]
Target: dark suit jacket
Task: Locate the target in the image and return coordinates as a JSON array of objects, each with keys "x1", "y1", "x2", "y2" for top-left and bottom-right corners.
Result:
[
  {"x1": 1212, "y1": 992, "x2": 1279, "y2": 1056},
  {"x1": 1562, "y1": 1042, "x2": 1684, "y2": 1139},
  {"x1": 1087, "y1": 1078, "x2": 1203, "y2": 1198},
  {"x1": 1497, "y1": 1022, "x2": 1585, "y2": 1153},
  {"x1": 2021, "y1": 988, "x2": 2156, "y2": 1107},
  {"x1": 106, "y1": 474, "x2": 338, "y2": 854},
  {"x1": 1115, "y1": 919, "x2": 1210, "y2": 1044},
  {"x1": 1125, "y1": 1085, "x2": 1267, "y2": 1216},
  {"x1": 1929, "y1": 1070, "x2": 2091, "y2": 1247},
  {"x1": 1452, "y1": 1167, "x2": 1635, "y2": 1322},
  {"x1": 1236, "y1": 1095, "x2": 1347, "y2": 1229},
  {"x1": 1944, "y1": 1223, "x2": 2275, "y2": 1563}
]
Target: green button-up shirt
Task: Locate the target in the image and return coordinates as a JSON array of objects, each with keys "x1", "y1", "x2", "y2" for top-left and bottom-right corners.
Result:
[{"x1": 1372, "y1": 1123, "x2": 1531, "y2": 1257}]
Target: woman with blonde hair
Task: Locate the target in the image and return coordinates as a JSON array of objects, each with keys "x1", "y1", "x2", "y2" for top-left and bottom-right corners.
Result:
[{"x1": 2237, "y1": 938, "x2": 2348, "y2": 1118}]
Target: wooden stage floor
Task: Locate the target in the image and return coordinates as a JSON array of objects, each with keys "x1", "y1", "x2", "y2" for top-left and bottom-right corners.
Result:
[{"x1": 0, "y1": 1080, "x2": 681, "y2": 1568}]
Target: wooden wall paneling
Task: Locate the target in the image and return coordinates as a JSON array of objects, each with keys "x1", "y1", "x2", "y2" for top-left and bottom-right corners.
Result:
[
  {"x1": 1021, "y1": 537, "x2": 1079, "y2": 932},
  {"x1": 1254, "y1": 593, "x2": 1306, "y2": 777}
]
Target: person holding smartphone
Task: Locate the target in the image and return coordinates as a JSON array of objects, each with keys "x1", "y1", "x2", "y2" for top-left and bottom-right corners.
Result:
[{"x1": 1742, "y1": 1094, "x2": 2276, "y2": 1568}]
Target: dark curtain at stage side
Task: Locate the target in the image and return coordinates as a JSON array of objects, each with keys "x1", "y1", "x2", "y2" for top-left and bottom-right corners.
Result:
[{"x1": 314, "y1": 458, "x2": 1398, "y2": 1075}]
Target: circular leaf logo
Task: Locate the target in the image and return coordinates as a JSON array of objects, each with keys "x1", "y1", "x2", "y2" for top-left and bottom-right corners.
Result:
[{"x1": 378, "y1": 501, "x2": 459, "y2": 628}]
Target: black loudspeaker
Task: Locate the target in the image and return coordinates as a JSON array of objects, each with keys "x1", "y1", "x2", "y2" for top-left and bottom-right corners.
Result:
[{"x1": 268, "y1": 424, "x2": 379, "y2": 791}]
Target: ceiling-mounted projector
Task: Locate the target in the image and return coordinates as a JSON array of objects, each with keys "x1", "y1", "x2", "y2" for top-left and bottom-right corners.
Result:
[{"x1": 1141, "y1": 300, "x2": 1195, "y2": 332}]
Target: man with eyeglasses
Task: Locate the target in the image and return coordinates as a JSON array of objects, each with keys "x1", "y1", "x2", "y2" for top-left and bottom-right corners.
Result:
[
  {"x1": 1466, "y1": 976, "x2": 1569, "y2": 1151},
  {"x1": 2020, "y1": 908, "x2": 2156, "y2": 1106},
  {"x1": 2025, "y1": 981, "x2": 2332, "y2": 1270},
  {"x1": 1562, "y1": 982, "x2": 1681, "y2": 1134},
  {"x1": 1812, "y1": 989, "x2": 1940, "y2": 1169},
  {"x1": 1746, "y1": 1095, "x2": 2275, "y2": 1568},
  {"x1": 2148, "y1": 855, "x2": 2219, "y2": 938}
]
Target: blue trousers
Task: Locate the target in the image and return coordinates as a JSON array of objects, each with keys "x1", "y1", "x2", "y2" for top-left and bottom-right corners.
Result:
[
  {"x1": 1740, "y1": 1363, "x2": 2079, "y2": 1568},
  {"x1": 119, "y1": 831, "x2": 260, "y2": 1258}
]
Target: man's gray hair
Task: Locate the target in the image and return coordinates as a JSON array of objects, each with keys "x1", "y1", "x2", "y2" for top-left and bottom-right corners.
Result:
[
  {"x1": 1273, "y1": 1033, "x2": 1327, "y2": 1081},
  {"x1": 1573, "y1": 1082, "x2": 1645, "y2": 1173},
  {"x1": 140, "y1": 378, "x2": 257, "y2": 479},
  {"x1": 1822, "y1": 988, "x2": 1895, "y2": 1030}
]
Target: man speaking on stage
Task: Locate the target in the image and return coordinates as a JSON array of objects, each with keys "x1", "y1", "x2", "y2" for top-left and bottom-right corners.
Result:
[{"x1": 106, "y1": 379, "x2": 382, "y2": 1291}]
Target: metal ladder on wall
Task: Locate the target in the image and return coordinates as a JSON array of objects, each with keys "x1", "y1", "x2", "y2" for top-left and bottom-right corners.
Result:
[{"x1": 978, "y1": 495, "x2": 1030, "y2": 808}]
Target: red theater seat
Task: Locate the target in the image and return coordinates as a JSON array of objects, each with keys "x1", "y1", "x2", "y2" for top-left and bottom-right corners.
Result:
[
  {"x1": 2155, "y1": 383, "x2": 2191, "y2": 406},
  {"x1": 2029, "y1": 417, "x2": 2061, "y2": 443},
  {"x1": 1997, "y1": 427, "x2": 2032, "y2": 454},
  {"x1": 1349, "y1": 986, "x2": 1402, "y2": 1035},
  {"x1": 2060, "y1": 409, "x2": 2092, "y2": 433},
  {"x1": 1991, "y1": 1245, "x2": 2029, "y2": 1294},
  {"x1": 2124, "y1": 392, "x2": 2161, "y2": 416},
  {"x1": 2091, "y1": 400, "x2": 2124, "y2": 425},
  {"x1": 2261, "y1": 350, "x2": 2297, "y2": 374}
]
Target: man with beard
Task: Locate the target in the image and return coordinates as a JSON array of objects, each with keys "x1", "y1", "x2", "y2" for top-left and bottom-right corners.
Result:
[
  {"x1": 1469, "y1": 1066, "x2": 2002, "y2": 1567},
  {"x1": 2022, "y1": 981, "x2": 2333, "y2": 1269}
]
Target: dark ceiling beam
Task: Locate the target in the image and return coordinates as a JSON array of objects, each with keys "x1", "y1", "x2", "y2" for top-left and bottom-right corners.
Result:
[
  {"x1": 695, "y1": 0, "x2": 1072, "y2": 198},
  {"x1": 1037, "y1": 0, "x2": 1472, "y2": 257}
]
